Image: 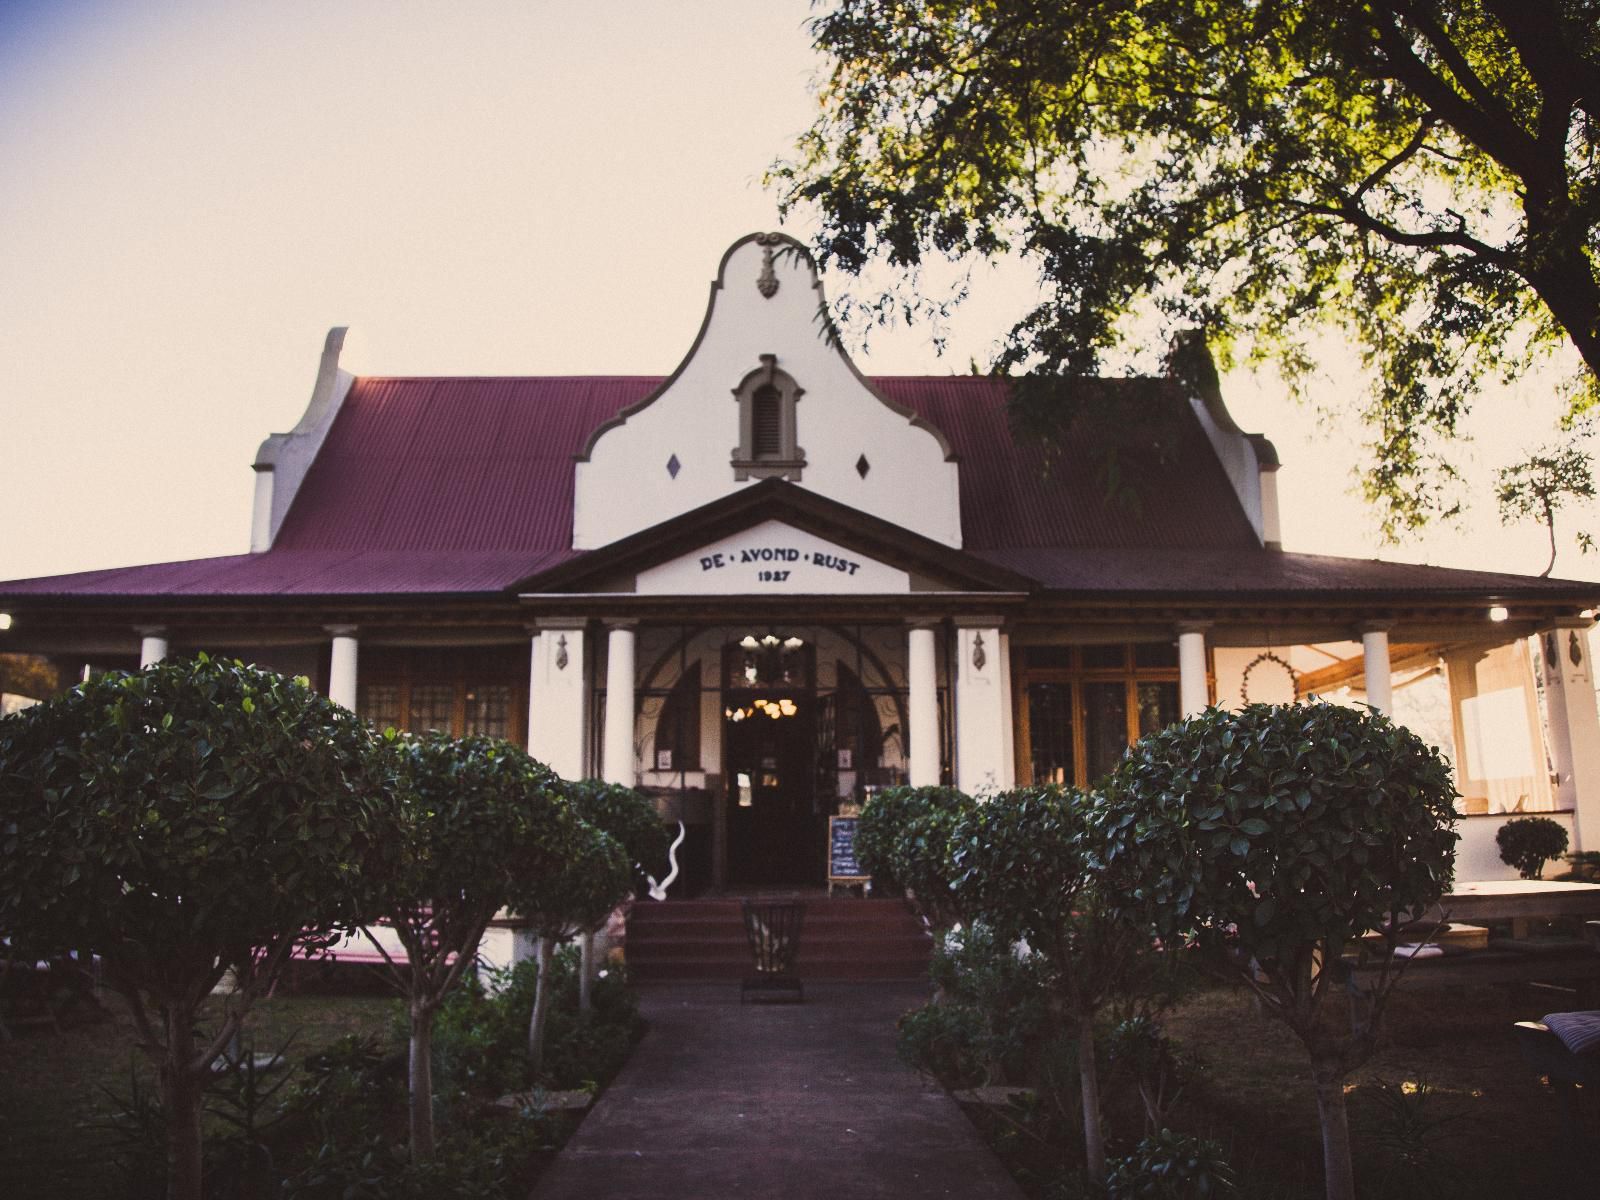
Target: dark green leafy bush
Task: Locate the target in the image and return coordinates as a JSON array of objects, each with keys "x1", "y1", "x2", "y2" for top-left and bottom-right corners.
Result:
[
  {"x1": 1098, "y1": 702, "x2": 1458, "y2": 1200},
  {"x1": 1104, "y1": 1128, "x2": 1237, "y2": 1199},
  {"x1": 1495, "y1": 816, "x2": 1569, "y2": 879}
]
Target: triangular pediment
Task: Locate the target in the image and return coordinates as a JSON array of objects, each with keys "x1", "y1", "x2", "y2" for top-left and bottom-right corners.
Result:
[{"x1": 512, "y1": 479, "x2": 1032, "y2": 596}]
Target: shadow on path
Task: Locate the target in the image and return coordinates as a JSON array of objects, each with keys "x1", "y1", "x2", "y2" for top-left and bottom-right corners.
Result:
[{"x1": 529, "y1": 982, "x2": 1025, "y2": 1199}]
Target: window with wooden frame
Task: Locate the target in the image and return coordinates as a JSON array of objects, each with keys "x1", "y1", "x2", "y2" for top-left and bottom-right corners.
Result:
[
  {"x1": 1014, "y1": 643, "x2": 1193, "y2": 787},
  {"x1": 356, "y1": 645, "x2": 527, "y2": 745}
]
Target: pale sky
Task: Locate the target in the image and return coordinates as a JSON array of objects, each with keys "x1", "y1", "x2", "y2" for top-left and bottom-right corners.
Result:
[{"x1": 2, "y1": 0, "x2": 1595, "y2": 585}]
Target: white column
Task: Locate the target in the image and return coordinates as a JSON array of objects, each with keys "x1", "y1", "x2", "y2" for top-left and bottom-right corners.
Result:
[
  {"x1": 955, "y1": 620, "x2": 1009, "y2": 795},
  {"x1": 907, "y1": 623, "x2": 940, "y2": 786},
  {"x1": 137, "y1": 627, "x2": 169, "y2": 668},
  {"x1": 326, "y1": 626, "x2": 359, "y2": 710},
  {"x1": 528, "y1": 621, "x2": 587, "y2": 780},
  {"x1": 1361, "y1": 623, "x2": 1393, "y2": 717},
  {"x1": 602, "y1": 621, "x2": 637, "y2": 786},
  {"x1": 1539, "y1": 621, "x2": 1600, "y2": 853},
  {"x1": 1177, "y1": 624, "x2": 1209, "y2": 717},
  {"x1": 526, "y1": 631, "x2": 541, "y2": 750}
]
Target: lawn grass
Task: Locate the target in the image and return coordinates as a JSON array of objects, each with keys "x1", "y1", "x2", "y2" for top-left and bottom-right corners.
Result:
[
  {"x1": 1164, "y1": 983, "x2": 1565, "y2": 1198},
  {"x1": 0, "y1": 982, "x2": 397, "y2": 1200},
  {"x1": 966, "y1": 978, "x2": 1600, "y2": 1198}
]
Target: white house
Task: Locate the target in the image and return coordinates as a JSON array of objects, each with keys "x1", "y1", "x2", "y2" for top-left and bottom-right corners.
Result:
[{"x1": 3, "y1": 233, "x2": 1598, "y2": 888}]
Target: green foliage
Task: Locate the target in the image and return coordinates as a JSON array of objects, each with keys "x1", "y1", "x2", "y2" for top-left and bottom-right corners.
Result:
[
  {"x1": 1494, "y1": 815, "x2": 1570, "y2": 879},
  {"x1": 1099, "y1": 703, "x2": 1459, "y2": 965},
  {"x1": 431, "y1": 948, "x2": 641, "y2": 1092},
  {"x1": 778, "y1": 1, "x2": 1600, "y2": 537},
  {"x1": 901, "y1": 924, "x2": 1056, "y2": 1087},
  {"x1": 0, "y1": 656, "x2": 401, "y2": 1199},
  {"x1": 1099, "y1": 702, "x2": 1458, "y2": 1200},
  {"x1": 389, "y1": 733, "x2": 566, "y2": 925},
  {"x1": 561, "y1": 779, "x2": 672, "y2": 892},
  {"x1": 505, "y1": 811, "x2": 632, "y2": 941},
  {"x1": 950, "y1": 786, "x2": 1150, "y2": 1013},
  {"x1": 1495, "y1": 444, "x2": 1596, "y2": 575},
  {"x1": 1104, "y1": 1129, "x2": 1237, "y2": 1199},
  {"x1": 855, "y1": 784, "x2": 942, "y2": 886},
  {"x1": 0, "y1": 655, "x2": 398, "y2": 971},
  {"x1": 859, "y1": 785, "x2": 976, "y2": 926}
]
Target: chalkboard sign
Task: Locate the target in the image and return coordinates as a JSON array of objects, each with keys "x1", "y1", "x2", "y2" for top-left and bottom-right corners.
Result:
[{"x1": 828, "y1": 816, "x2": 868, "y2": 885}]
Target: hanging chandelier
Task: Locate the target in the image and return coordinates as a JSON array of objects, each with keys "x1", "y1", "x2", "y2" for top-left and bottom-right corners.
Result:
[{"x1": 725, "y1": 696, "x2": 800, "y2": 722}]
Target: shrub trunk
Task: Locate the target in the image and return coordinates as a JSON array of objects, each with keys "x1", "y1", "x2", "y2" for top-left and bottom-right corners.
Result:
[
  {"x1": 408, "y1": 1000, "x2": 436, "y2": 1161},
  {"x1": 159, "y1": 1007, "x2": 204, "y2": 1200},
  {"x1": 1077, "y1": 1020, "x2": 1106, "y2": 1180},
  {"x1": 1312, "y1": 1067, "x2": 1356, "y2": 1200},
  {"x1": 527, "y1": 935, "x2": 556, "y2": 1074}
]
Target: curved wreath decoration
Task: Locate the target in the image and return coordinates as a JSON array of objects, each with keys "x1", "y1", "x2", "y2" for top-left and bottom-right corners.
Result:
[{"x1": 1239, "y1": 650, "x2": 1298, "y2": 704}]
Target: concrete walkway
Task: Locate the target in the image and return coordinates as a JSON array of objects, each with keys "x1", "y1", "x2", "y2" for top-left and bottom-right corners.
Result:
[{"x1": 529, "y1": 982, "x2": 1026, "y2": 1200}]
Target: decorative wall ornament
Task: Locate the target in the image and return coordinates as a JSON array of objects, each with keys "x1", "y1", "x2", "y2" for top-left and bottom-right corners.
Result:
[
  {"x1": 555, "y1": 634, "x2": 569, "y2": 671},
  {"x1": 1572, "y1": 630, "x2": 1584, "y2": 667},
  {"x1": 1546, "y1": 632, "x2": 1560, "y2": 671},
  {"x1": 1239, "y1": 650, "x2": 1298, "y2": 704},
  {"x1": 666, "y1": 453, "x2": 681, "y2": 479},
  {"x1": 756, "y1": 244, "x2": 779, "y2": 298},
  {"x1": 855, "y1": 453, "x2": 871, "y2": 478},
  {"x1": 971, "y1": 631, "x2": 987, "y2": 672}
]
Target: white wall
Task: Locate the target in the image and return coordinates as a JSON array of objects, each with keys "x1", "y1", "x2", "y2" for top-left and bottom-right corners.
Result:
[
  {"x1": 1455, "y1": 811, "x2": 1576, "y2": 882},
  {"x1": 573, "y1": 236, "x2": 961, "y2": 550}
]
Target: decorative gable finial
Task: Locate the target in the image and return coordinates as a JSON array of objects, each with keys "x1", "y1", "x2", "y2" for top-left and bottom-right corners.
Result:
[{"x1": 755, "y1": 233, "x2": 782, "y2": 298}]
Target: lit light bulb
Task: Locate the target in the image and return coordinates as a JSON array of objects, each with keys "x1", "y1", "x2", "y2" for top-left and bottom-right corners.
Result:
[
  {"x1": 1488, "y1": 605, "x2": 1509, "y2": 622},
  {"x1": 740, "y1": 635, "x2": 759, "y2": 649}
]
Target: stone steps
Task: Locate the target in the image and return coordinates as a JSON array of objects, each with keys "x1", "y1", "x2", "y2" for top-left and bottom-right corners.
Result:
[{"x1": 625, "y1": 898, "x2": 933, "y2": 983}]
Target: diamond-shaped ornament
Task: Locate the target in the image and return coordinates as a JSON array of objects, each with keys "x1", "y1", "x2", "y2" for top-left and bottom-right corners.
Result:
[
  {"x1": 666, "y1": 454, "x2": 681, "y2": 479},
  {"x1": 855, "y1": 454, "x2": 870, "y2": 479}
]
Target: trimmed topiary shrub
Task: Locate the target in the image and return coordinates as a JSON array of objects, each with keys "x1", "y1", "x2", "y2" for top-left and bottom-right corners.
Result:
[
  {"x1": 1495, "y1": 816, "x2": 1570, "y2": 880},
  {"x1": 1098, "y1": 701, "x2": 1458, "y2": 1200},
  {"x1": 857, "y1": 785, "x2": 975, "y2": 925}
]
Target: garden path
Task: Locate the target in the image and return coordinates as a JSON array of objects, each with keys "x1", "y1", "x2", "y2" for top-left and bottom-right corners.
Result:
[{"x1": 528, "y1": 981, "x2": 1025, "y2": 1199}]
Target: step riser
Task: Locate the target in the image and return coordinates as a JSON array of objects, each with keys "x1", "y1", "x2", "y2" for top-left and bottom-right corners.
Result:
[{"x1": 626, "y1": 899, "x2": 931, "y2": 982}]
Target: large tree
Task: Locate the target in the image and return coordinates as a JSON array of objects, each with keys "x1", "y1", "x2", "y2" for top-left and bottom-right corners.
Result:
[{"x1": 777, "y1": 0, "x2": 1600, "y2": 536}]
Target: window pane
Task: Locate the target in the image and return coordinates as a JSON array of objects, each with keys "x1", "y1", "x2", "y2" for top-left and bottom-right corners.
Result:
[
  {"x1": 752, "y1": 385, "x2": 782, "y2": 457},
  {"x1": 464, "y1": 684, "x2": 511, "y2": 740},
  {"x1": 1027, "y1": 682, "x2": 1074, "y2": 785},
  {"x1": 1083, "y1": 681, "x2": 1130, "y2": 783},
  {"x1": 359, "y1": 684, "x2": 402, "y2": 733},
  {"x1": 1134, "y1": 642, "x2": 1179, "y2": 669},
  {"x1": 1023, "y1": 646, "x2": 1073, "y2": 670},
  {"x1": 409, "y1": 684, "x2": 455, "y2": 734},
  {"x1": 1137, "y1": 681, "x2": 1180, "y2": 738},
  {"x1": 1080, "y1": 645, "x2": 1126, "y2": 669}
]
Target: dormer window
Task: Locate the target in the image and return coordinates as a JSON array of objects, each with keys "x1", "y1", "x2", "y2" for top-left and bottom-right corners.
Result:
[{"x1": 732, "y1": 354, "x2": 805, "y2": 481}]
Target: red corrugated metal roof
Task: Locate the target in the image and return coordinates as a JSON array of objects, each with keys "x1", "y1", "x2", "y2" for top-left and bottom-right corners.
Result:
[
  {"x1": 2, "y1": 373, "x2": 1588, "y2": 601},
  {"x1": 876, "y1": 376, "x2": 1260, "y2": 549},
  {"x1": 273, "y1": 377, "x2": 662, "y2": 553}
]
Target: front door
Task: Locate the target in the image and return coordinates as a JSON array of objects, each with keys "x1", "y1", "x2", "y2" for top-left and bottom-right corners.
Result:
[{"x1": 725, "y1": 690, "x2": 820, "y2": 885}]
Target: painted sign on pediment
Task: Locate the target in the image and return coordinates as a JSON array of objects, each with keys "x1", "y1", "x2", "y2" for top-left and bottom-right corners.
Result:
[{"x1": 635, "y1": 519, "x2": 909, "y2": 595}]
